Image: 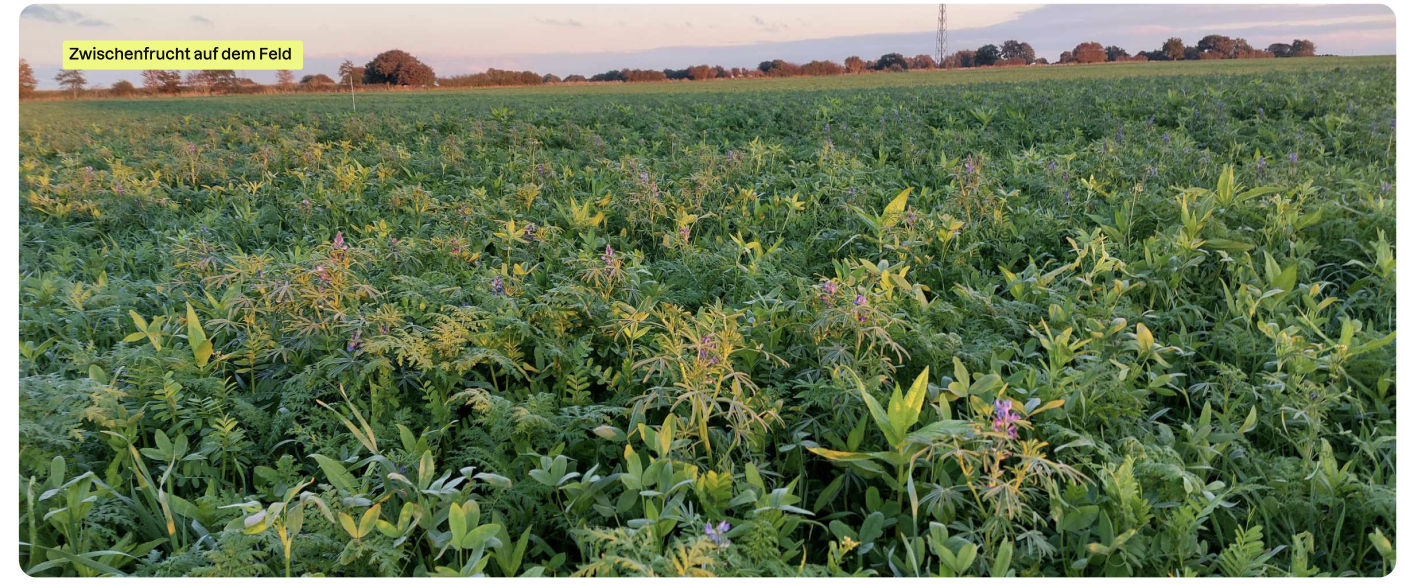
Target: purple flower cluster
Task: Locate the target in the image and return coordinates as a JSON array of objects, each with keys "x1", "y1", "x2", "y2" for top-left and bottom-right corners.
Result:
[
  {"x1": 819, "y1": 279, "x2": 839, "y2": 305},
  {"x1": 703, "y1": 521, "x2": 731, "y2": 548},
  {"x1": 992, "y1": 399, "x2": 1021, "y2": 440},
  {"x1": 698, "y1": 335, "x2": 719, "y2": 366},
  {"x1": 490, "y1": 276, "x2": 505, "y2": 296},
  {"x1": 332, "y1": 231, "x2": 347, "y2": 251}
]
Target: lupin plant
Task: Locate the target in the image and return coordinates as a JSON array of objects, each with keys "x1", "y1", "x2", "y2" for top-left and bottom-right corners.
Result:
[{"x1": 17, "y1": 57, "x2": 1396, "y2": 577}]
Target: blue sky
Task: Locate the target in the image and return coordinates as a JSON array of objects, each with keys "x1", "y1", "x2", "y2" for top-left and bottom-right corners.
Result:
[{"x1": 20, "y1": 3, "x2": 1397, "y2": 89}]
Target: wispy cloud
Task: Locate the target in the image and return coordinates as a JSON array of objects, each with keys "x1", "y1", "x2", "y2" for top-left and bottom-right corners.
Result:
[
  {"x1": 191, "y1": 15, "x2": 213, "y2": 26},
  {"x1": 751, "y1": 15, "x2": 788, "y2": 33},
  {"x1": 21, "y1": 4, "x2": 109, "y2": 27},
  {"x1": 535, "y1": 17, "x2": 583, "y2": 28}
]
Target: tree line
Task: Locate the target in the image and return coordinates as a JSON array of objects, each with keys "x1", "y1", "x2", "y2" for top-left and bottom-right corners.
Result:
[{"x1": 19, "y1": 36, "x2": 1323, "y2": 99}]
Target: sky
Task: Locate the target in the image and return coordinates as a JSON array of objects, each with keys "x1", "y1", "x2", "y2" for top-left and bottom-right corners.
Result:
[{"x1": 19, "y1": 3, "x2": 1398, "y2": 88}]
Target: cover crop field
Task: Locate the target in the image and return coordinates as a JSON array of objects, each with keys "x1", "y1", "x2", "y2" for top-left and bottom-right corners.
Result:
[{"x1": 18, "y1": 56, "x2": 1398, "y2": 576}]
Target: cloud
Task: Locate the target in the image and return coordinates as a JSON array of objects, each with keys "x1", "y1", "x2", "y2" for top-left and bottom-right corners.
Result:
[
  {"x1": 535, "y1": 17, "x2": 583, "y2": 28},
  {"x1": 191, "y1": 15, "x2": 213, "y2": 26},
  {"x1": 21, "y1": 4, "x2": 109, "y2": 27},
  {"x1": 751, "y1": 15, "x2": 788, "y2": 33}
]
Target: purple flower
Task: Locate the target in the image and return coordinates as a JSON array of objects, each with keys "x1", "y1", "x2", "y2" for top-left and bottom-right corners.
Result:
[
  {"x1": 332, "y1": 231, "x2": 347, "y2": 251},
  {"x1": 704, "y1": 521, "x2": 731, "y2": 547},
  {"x1": 699, "y1": 335, "x2": 717, "y2": 364},
  {"x1": 490, "y1": 276, "x2": 505, "y2": 296},
  {"x1": 991, "y1": 398, "x2": 1022, "y2": 440},
  {"x1": 1288, "y1": 152, "x2": 1298, "y2": 164},
  {"x1": 853, "y1": 294, "x2": 867, "y2": 307}
]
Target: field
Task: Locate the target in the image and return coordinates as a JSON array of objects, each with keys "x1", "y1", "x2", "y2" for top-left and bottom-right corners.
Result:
[{"x1": 18, "y1": 56, "x2": 1397, "y2": 576}]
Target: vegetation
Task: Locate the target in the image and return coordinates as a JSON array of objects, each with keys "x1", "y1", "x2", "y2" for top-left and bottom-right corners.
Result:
[
  {"x1": 363, "y1": 49, "x2": 436, "y2": 87},
  {"x1": 18, "y1": 56, "x2": 1396, "y2": 577},
  {"x1": 23, "y1": 33, "x2": 1328, "y2": 100}
]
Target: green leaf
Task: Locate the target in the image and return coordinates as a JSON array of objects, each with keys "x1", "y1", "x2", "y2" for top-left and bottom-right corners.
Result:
[
  {"x1": 1239, "y1": 406, "x2": 1257, "y2": 434},
  {"x1": 461, "y1": 523, "x2": 501, "y2": 550},
  {"x1": 806, "y1": 447, "x2": 875, "y2": 462},
  {"x1": 309, "y1": 454, "x2": 358, "y2": 494},
  {"x1": 448, "y1": 502, "x2": 467, "y2": 547},
  {"x1": 992, "y1": 539, "x2": 1013, "y2": 576},
  {"x1": 955, "y1": 542, "x2": 977, "y2": 573},
  {"x1": 880, "y1": 187, "x2": 912, "y2": 228}
]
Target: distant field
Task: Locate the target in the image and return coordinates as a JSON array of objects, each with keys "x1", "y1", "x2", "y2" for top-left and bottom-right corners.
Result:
[{"x1": 19, "y1": 56, "x2": 1395, "y2": 121}]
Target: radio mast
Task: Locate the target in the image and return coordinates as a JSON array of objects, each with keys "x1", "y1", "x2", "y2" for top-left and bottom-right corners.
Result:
[{"x1": 936, "y1": 4, "x2": 948, "y2": 66}]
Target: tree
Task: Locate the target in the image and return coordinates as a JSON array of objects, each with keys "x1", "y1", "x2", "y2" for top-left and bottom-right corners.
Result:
[
  {"x1": 800, "y1": 60, "x2": 844, "y2": 76},
  {"x1": 999, "y1": 40, "x2": 1036, "y2": 64},
  {"x1": 1290, "y1": 39, "x2": 1316, "y2": 57},
  {"x1": 844, "y1": 55, "x2": 865, "y2": 74},
  {"x1": 686, "y1": 64, "x2": 717, "y2": 80},
  {"x1": 874, "y1": 53, "x2": 909, "y2": 71},
  {"x1": 143, "y1": 70, "x2": 182, "y2": 94},
  {"x1": 275, "y1": 70, "x2": 295, "y2": 88},
  {"x1": 19, "y1": 59, "x2": 37, "y2": 97},
  {"x1": 624, "y1": 69, "x2": 666, "y2": 82},
  {"x1": 338, "y1": 60, "x2": 365, "y2": 86},
  {"x1": 1197, "y1": 35, "x2": 1236, "y2": 59},
  {"x1": 1105, "y1": 45, "x2": 1129, "y2": 62},
  {"x1": 975, "y1": 45, "x2": 1001, "y2": 67},
  {"x1": 943, "y1": 49, "x2": 977, "y2": 69},
  {"x1": 110, "y1": 79, "x2": 136, "y2": 97},
  {"x1": 1233, "y1": 38, "x2": 1256, "y2": 57},
  {"x1": 1161, "y1": 37, "x2": 1185, "y2": 61},
  {"x1": 1058, "y1": 51, "x2": 1074, "y2": 64},
  {"x1": 301, "y1": 73, "x2": 335, "y2": 86},
  {"x1": 54, "y1": 69, "x2": 85, "y2": 98},
  {"x1": 564, "y1": 74, "x2": 586, "y2": 83},
  {"x1": 909, "y1": 54, "x2": 937, "y2": 70},
  {"x1": 1267, "y1": 43, "x2": 1292, "y2": 58},
  {"x1": 184, "y1": 70, "x2": 210, "y2": 93},
  {"x1": 192, "y1": 70, "x2": 238, "y2": 93},
  {"x1": 1071, "y1": 42, "x2": 1105, "y2": 64},
  {"x1": 364, "y1": 49, "x2": 435, "y2": 86}
]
